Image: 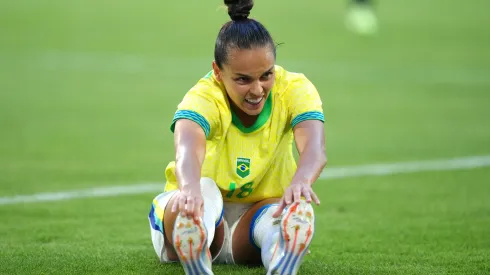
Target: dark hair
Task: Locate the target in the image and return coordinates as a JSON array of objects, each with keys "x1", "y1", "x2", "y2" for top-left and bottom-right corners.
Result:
[{"x1": 214, "y1": 0, "x2": 276, "y2": 69}]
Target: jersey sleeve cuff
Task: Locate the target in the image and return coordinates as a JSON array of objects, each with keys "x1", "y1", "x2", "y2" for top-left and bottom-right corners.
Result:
[
  {"x1": 291, "y1": 111, "x2": 325, "y2": 129},
  {"x1": 170, "y1": 110, "x2": 211, "y2": 138}
]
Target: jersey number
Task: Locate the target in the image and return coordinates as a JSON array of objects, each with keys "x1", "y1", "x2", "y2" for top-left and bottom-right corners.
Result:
[{"x1": 225, "y1": 182, "x2": 254, "y2": 198}]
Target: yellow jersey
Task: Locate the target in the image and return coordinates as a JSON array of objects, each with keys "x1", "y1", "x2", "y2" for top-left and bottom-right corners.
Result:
[{"x1": 164, "y1": 65, "x2": 324, "y2": 203}]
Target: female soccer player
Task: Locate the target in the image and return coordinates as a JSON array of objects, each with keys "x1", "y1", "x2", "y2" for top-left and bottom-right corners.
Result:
[{"x1": 148, "y1": 0, "x2": 327, "y2": 274}]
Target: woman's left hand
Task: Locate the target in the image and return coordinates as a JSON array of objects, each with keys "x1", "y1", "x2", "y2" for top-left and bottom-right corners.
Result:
[{"x1": 272, "y1": 180, "x2": 320, "y2": 218}]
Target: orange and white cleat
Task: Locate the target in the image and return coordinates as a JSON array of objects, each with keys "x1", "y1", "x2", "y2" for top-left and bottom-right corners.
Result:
[
  {"x1": 267, "y1": 201, "x2": 315, "y2": 275},
  {"x1": 172, "y1": 215, "x2": 213, "y2": 275}
]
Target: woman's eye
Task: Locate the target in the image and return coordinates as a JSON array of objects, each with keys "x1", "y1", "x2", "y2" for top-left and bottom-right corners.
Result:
[
  {"x1": 261, "y1": 72, "x2": 273, "y2": 80},
  {"x1": 235, "y1": 77, "x2": 249, "y2": 83}
]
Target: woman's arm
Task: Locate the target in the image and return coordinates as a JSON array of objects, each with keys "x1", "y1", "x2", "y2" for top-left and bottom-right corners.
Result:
[
  {"x1": 171, "y1": 119, "x2": 207, "y2": 218},
  {"x1": 273, "y1": 120, "x2": 327, "y2": 217},
  {"x1": 292, "y1": 120, "x2": 327, "y2": 194}
]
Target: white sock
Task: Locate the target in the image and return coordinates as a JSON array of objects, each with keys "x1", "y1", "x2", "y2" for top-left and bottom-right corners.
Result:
[
  {"x1": 200, "y1": 178, "x2": 224, "y2": 248},
  {"x1": 261, "y1": 230, "x2": 280, "y2": 270},
  {"x1": 251, "y1": 204, "x2": 281, "y2": 268}
]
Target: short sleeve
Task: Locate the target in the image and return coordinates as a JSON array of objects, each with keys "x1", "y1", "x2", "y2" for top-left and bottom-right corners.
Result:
[
  {"x1": 170, "y1": 86, "x2": 220, "y2": 139},
  {"x1": 287, "y1": 75, "x2": 325, "y2": 129}
]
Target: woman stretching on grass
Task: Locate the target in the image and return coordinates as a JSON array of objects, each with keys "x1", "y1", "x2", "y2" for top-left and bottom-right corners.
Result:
[{"x1": 148, "y1": 0, "x2": 327, "y2": 274}]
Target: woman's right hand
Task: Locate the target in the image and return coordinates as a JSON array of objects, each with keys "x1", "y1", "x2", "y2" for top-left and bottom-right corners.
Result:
[{"x1": 171, "y1": 185, "x2": 204, "y2": 218}]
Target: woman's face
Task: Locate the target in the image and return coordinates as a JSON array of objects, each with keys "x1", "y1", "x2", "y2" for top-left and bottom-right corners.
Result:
[{"x1": 213, "y1": 46, "x2": 275, "y2": 116}]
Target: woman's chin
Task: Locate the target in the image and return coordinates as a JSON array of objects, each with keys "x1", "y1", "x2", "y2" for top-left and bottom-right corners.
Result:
[{"x1": 242, "y1": 101, "x2": 264, "y2": 116}]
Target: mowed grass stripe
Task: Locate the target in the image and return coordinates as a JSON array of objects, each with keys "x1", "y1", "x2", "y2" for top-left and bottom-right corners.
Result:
[{"x1": 2, "y1": 51, "x2": 490, "y2": 85}]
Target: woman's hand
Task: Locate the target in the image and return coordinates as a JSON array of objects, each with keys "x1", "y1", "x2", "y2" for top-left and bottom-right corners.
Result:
[
  {"x1": 171, "y1": 185, "x2": 204, "y2": 218},
  {"x1": 272, "y1": 180, "x2": 320, "y2": 218}
]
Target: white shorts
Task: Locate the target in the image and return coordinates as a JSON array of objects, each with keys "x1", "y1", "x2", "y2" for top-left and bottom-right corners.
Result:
[{"x1": 148, "y1": 190, "x2": 253, "y2": 264}]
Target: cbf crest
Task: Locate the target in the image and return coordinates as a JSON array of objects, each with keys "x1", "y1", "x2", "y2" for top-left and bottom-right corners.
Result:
[{"x1": 236, "y1": 157, "x2": 251, "y2": 178}]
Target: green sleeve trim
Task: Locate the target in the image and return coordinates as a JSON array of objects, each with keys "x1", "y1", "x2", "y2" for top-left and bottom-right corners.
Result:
[
  {"x1": 170, "y1": 110, "x2": 211, "y2": 138},
  {"x1": 291, "y1": 111, "x2": 324, "y2": 129}
]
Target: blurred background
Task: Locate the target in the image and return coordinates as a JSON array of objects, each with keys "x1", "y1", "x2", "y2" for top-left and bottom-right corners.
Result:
[{"x1": 1, "y1": 0, "x2": 489, "y2": 274}]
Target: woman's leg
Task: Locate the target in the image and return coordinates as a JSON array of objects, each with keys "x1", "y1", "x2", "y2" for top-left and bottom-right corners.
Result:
[
  {"x1": 231, "y1": 198, "x2": 315, "y2": 274},
  {"x1": 148, "y1": 178, "x2": 225, "y2": 272},
  {"x1": 162, "y1": 193, "x2": 225, "y2": 261},
  {"x1": 231, "y1": 198, "x2": 281, "y2": 265}
]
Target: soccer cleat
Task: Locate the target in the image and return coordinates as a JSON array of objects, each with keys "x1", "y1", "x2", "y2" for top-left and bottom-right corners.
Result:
[
  {"x1": 267, "y1": 201, "x2": 315, "y2": 275},
  {"x1": 172, "y1": 215, "x2": 213, "y2": 275}
]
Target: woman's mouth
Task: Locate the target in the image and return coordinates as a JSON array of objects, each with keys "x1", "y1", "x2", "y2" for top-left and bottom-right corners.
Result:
[{"x1": 245, "y1": 97, "x2": 263, "y2": 105}]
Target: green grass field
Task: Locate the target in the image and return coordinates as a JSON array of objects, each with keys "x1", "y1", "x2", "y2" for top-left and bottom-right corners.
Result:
[{"x1": 1, "y1": 0, "x2": 490, "y2": 274}]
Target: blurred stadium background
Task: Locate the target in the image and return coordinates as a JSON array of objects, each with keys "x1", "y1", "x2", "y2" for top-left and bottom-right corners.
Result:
[{"x1": 1, "y1": 0, "x2": 489, "y2": 274}]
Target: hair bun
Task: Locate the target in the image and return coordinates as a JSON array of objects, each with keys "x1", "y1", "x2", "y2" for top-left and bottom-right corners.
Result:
[{"x1": 225, "y1": 0, "x2": 254, "y2": 21}]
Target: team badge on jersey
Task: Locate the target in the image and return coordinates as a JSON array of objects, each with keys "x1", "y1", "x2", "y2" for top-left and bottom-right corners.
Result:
[{"x1": 236, "y1": 157, "x2": 250, "y2": 178}]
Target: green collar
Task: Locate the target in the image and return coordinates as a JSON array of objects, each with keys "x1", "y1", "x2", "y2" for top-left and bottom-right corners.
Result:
[{"x1": 231, "y1": 92, "x2": 272, "y2": 133}]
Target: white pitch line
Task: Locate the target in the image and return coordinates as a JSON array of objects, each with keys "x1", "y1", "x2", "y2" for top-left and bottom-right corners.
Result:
[
  {"x1": 0, "y1": 183, "x2": 162, "y2": 206},
  {"x1": 1, "y1": 155, "x2": 490, "y2": 206},
  {"x1": 319, "y1": 155, "x2": 490, "y2": 179}
]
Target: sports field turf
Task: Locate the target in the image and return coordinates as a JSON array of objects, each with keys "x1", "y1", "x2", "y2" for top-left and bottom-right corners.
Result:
[{"x1": 1, "y1": 0, "x2": 489, "y2": 274}]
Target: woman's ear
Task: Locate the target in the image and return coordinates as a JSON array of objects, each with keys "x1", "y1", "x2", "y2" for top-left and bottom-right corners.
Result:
[{"x1": 212, "y1": 61, "x2": 222, "y2": 82}]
